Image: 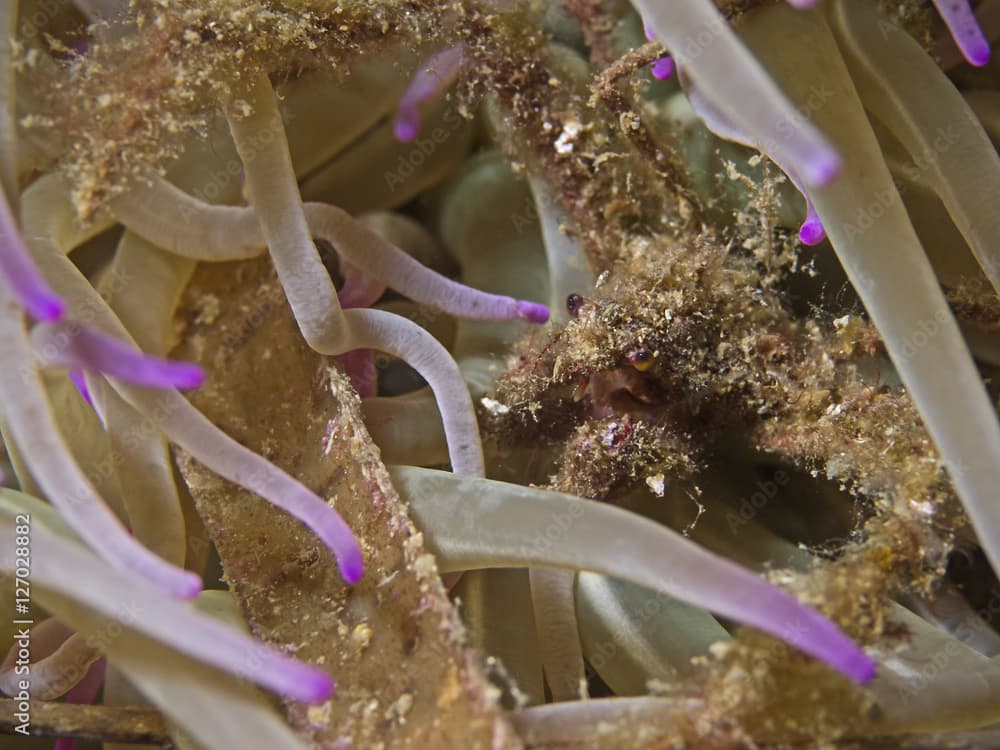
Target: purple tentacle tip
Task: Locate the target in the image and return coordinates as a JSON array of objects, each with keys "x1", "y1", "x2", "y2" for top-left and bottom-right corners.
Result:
[
  {"x1": 651, "y1": 56, "x2": 675, "y2": 81},
  {"x1": 831, "y1": 643, "x2": 877, "y2": 684},
  {"x1": 68, "y1": 369, "x2": 94, "y2": 405},
  {"x1": 967, "y1": 38, "x2": 992, "y2": 67},
  {"x1": 517, "y1": 300, "x2": 550, "y2": 324},
  {"x1": 799, "y1": 217, "x2": 826, "y2": 246},
  {"x1": 339, "y1": 548, "x2": 365, "y2": 585},
  {"x1": 303, "y1": 673, "x2": 336, "y2": 704},
  {"x1": 393, "y1": 110, "x2": 420, "y2": 143},
  {"x1": 393, "y1": 45, "x2": 464, "y2": 144},
  {"x1": 0, "y1": 189, "x2": 68, "y2": 322},
  {"x1": 86, "y1": 329, "x2": 206, "y2": 390},
  {"x1": 30, "y1": 293, "x2": 67, "y2": 323},
  {"x1": 785, "y1": 0, "x2": 817, "y2": 8},
  {"x1": 934, "y1": 0, "x2": 992, "y2": 67},
  {"x1": 37, "y1": 323, "x2": 208, "y2": 391},
  {"x1": 166, "y1": 363, "x2": 207, "y2": 391},
  {"x1": 642, "y1": 18, "x2": 674, "y2": 80},
  {"x1": 822, "y1": 629, "x2": 878, "y2": 684},
  {"x1": 852, "y1": 653, "x2": 878, "y2": 684},
  {"x1": 177, "y1": 571, "x2": 204, "y2": 601}
]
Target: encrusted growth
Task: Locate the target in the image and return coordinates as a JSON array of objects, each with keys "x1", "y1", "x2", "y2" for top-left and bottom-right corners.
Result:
[{"x1": 23, "y1": 0, "x2": 455, "y2": 215}]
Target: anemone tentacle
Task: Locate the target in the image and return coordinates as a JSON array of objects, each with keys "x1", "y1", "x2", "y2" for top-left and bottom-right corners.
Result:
[
  {"x1": 830, "y1": 0, "x2": 1000, "y2": 294},
  {"x1": 393, "y1": 44, "x2": 465, "y2": 143},
  {"x1": 113, "y1": 176, "x2": 551, "y2": 325},
  {"x1": 529, "y1": 567, "x2": 588, "y2": 701},
  {"x1": 680, "y1": 76, "x2": 826, "y2": 245},
  {"x1": 0, "y1": 0, "x2": 18, "y2": 209},
  {"x1": 0, "y1": 290, "x2": 202, "y2": 599},
  {"x1": 0, "y1": 189, "x2": 65, "y2": 321},
  {"x1": 740, "y1": 1, "x2": 1000, "y2": 586},
  {"x1": 20, "y1": 176, "x2": 367, "y2": 587},
  {"x1": 395, "y1": 466, "x2": 877, "y2": 684},
  {"x1": 933, "y1": 0, "x2": 992, "y2": 66},
  {"x1": 30, "y1": 321, "x2": 205, "y2": 390},
  {"x1": 640, "y1": 20, "x2": 675, "y2": 80},
  {"x1": 0, "y1": 631, "x2": 100, "y2": 700},
  {"x1": 101, "y1": 230, "x2": 197, "y2": 567},
  {"x1": 631, "y1": 0, "x2": 841, "y2": 189},
  {"x1": 0, "y1": 514, "x2": 334, "y2": 703}
]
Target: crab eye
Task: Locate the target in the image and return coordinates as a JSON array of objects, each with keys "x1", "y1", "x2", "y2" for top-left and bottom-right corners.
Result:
[
  {"x1": 627, "y1": 349, "x2": 654, "y2": 372},
  {"x1": 566, "y1": 293, "x2": 585, "y2": 317}
]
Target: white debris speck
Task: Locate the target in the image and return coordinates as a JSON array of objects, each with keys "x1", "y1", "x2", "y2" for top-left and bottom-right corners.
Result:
[
  {"x1": 306, "y1": 701, "x2": 332, "y2": 728},
  {"x1": 834, "y1": 315, "x2": 851, "y2": 330},
  {"x1": 554, "y1": 119, "x2": 583, "y2": 155},
  {"x1": 709, "y1": 640, "x2": 734, "y2": 659},
  {"x1": 321, "y1": 419, "x2": 338, "y2": 455},
  {"x1": 645, "y1": 473, "x2": 665, "y2": 497},
  {"x1": 351, "y1": 622, "x2": 373, "y2": 652},
  {"x1": 385, "y1": 693, "x2": 414, "y2": 724},
  {"x1": 413, "y1": 553, "x2": 437, "y2": 578},
  {"x1": 481, "y1": 397, "x2": 510, "y2": 416},
  {"x1": 194, "y1": 294, "x2": 220, "y2": 325},
  {"x1": 376, "y1": 570, "x2": 399, "y2": 588}
]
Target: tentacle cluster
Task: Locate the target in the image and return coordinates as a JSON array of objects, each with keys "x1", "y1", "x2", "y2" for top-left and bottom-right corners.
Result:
[{"x1": 3, "y1": 0, "x2": 1000, "y2": 747}]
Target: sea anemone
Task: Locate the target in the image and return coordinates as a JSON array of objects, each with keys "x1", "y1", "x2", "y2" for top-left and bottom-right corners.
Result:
[{"x1": 2, "y1": 0, "x2": 1000, "y2": 748}]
